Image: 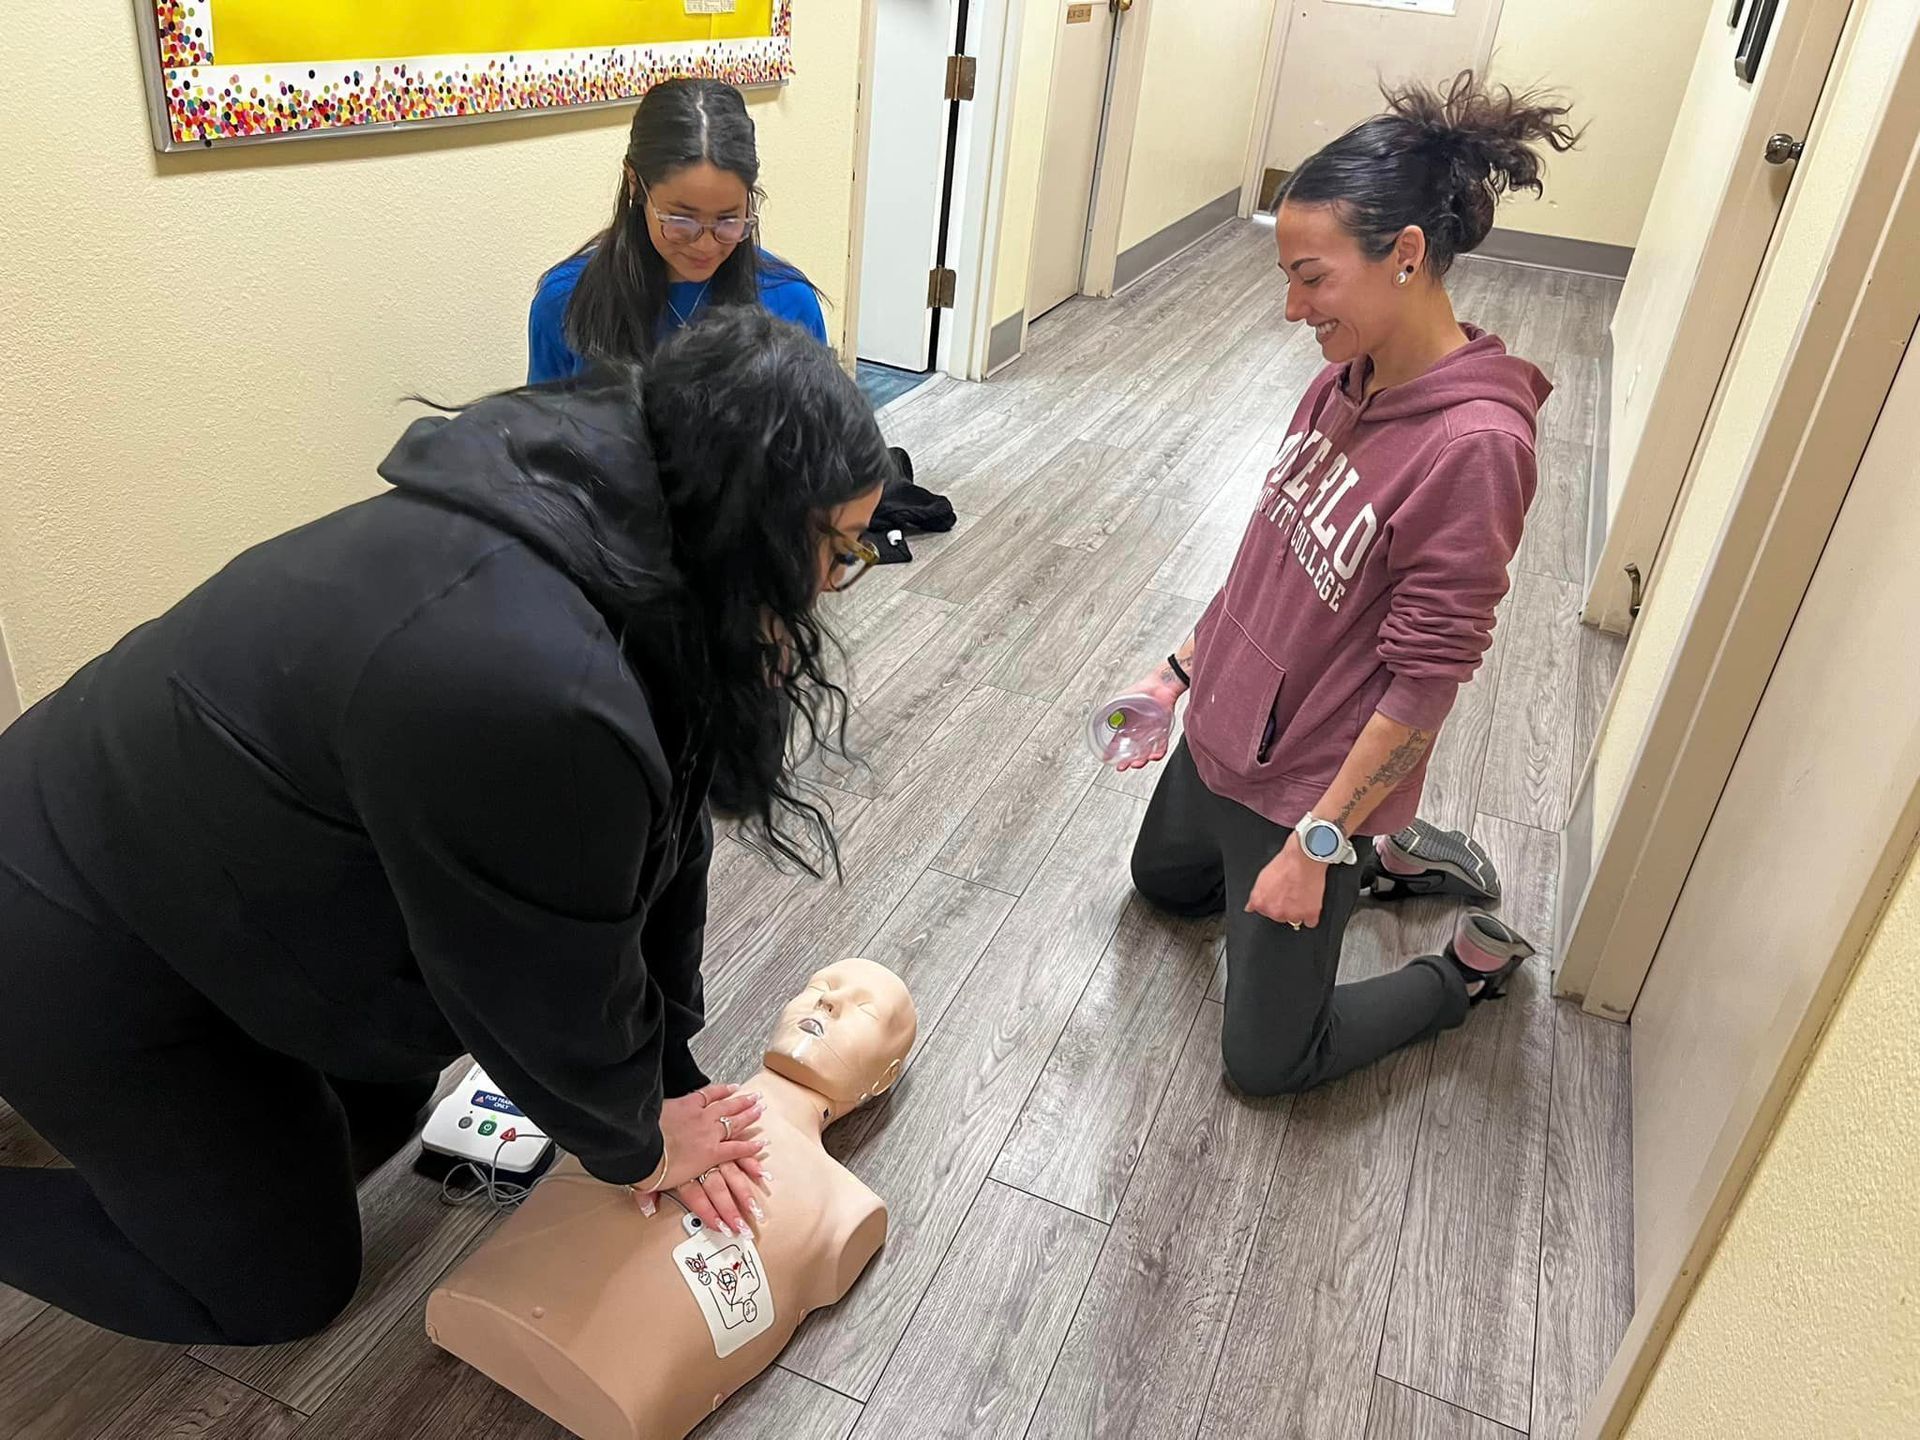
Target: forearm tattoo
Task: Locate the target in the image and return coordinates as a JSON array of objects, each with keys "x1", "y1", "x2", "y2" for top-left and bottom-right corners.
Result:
[{"x1": 1334, "y1": 727, "x2": 1433, "y2": 828}]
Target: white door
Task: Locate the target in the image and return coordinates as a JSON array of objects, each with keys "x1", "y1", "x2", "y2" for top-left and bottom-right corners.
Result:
[
  {"x1": 1627, "y1": 325, "x2": 1920, "y2": 1294},
  {"x1": 1264, "y1": 0, "x2": 1505, "y2": 172},
  {"x1": 857, "y1": 0, "x2": 963, "y2": 371},
  {"x1": 1027, "y1": 0, "x2": 1121, "y2": 321}
]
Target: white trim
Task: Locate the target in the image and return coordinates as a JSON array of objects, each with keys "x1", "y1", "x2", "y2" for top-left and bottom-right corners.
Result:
[
  {"x1": 1238, "y1": 0, "x2": 1294, "y2": 217},
  {"x1": 940, "y1": 0, "x2": 1024, "y2": 380}
]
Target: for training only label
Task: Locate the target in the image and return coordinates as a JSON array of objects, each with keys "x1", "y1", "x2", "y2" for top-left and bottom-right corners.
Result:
[{"x1": 672, "y1": 1227, "x2": 775, "y2": 1358}]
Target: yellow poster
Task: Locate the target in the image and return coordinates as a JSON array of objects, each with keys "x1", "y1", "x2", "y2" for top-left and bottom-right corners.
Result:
[
  {"x1": 216, "y1": 1, "x2": 778, "y2": 67},
  {"x1": 143, "y1": 0, "x2": 791, "y2": 149}
]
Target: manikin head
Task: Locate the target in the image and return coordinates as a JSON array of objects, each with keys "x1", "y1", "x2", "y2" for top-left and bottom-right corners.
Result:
[{"x1": 763, "y1": 959, "x2": 917, "y2": 1118}]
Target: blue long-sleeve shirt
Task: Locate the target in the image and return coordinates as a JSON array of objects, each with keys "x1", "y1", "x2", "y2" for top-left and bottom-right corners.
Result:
[{"x1": 528, "y1": 251, "x2": 829, "y2": 383}]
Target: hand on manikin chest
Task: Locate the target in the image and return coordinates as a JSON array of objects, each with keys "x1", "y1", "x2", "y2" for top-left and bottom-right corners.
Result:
[{"x1": 427, "y1": 958, "x2": 917, "y2": 1440}]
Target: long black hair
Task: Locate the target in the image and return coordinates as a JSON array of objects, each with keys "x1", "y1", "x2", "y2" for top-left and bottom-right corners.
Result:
[
  {"x1": 638, "y1": 309, "x2": 891, "y2": 872},
  {"x1": 560, "y1": 78, "x2": 803, "y2": 363},
  {"x1": 1283, "y1": 70, "x2": 1580, "y2": 277}
]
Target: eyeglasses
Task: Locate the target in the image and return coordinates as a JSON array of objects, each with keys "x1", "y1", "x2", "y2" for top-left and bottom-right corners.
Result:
[
  {"x1": 639, "y1": 179, "x2": 758, "y2": 246},
  {"x1": 829, "y1": 537, "x2": 881, "y2": 593}
]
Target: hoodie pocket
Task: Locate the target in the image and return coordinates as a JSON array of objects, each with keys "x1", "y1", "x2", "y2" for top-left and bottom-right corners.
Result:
[{"x1": 1190, "y1": 614, "x2": 1286, "y2": 774}]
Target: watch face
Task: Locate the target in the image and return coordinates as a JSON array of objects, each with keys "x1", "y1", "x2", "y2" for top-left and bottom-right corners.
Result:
[{"x1": 1304, "y1": 823, "x2": 1340, "y2": 859}]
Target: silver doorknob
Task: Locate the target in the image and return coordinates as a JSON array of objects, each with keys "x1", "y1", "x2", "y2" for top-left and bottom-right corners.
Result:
[{"x1": 1764, "y1": 132, "x2": 1805, "y2": 165}]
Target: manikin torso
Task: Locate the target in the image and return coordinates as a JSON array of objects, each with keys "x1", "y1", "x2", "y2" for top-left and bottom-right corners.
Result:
[{"x1": 427, "y1": 959, "x2": 914, "y2": 1440}]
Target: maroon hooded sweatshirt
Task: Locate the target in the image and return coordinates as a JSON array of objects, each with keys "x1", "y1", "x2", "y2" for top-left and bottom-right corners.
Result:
[{"x1": 1184, "y1": 328, "x2": 1550, "y2": 837}]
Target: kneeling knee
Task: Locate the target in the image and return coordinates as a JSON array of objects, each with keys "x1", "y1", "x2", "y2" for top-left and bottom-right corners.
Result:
[
  {"x1": 209, "y1": 1248, "x2": 361, "y2": 1346},
  {"x1": 1220, "y1": 1032, "x2": 1311, "y2": 1099}
]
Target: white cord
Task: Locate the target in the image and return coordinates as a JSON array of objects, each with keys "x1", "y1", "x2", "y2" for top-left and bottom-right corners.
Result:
[{"x1": 438, "y1": 1130, "x2": 552, "y2": 1211}]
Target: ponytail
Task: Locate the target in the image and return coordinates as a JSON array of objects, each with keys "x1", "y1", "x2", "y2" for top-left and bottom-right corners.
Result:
[{"x1": 1283, "y1": 70, "x2": 1581, "y2": 275}]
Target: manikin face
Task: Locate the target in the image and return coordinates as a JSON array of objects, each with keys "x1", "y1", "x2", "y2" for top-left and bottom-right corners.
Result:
[
  {"x1": 764, "y1": 958, "x2": 917, "y2": 1107},
  {"x1": 1275, "y1": 200, "x2": 1424, "y2": 368}
]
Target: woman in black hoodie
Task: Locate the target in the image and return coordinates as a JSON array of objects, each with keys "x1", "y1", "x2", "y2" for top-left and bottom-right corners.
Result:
[{"x1": 0, "y1": 310, "x2": 890, "y2": 1346}]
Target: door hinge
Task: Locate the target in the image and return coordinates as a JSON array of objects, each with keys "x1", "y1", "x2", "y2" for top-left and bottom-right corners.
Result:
[
  {"x1": 927, "y1": 267, "x2": 958, "y2": 309},
  {"x1": 944, "y1": 54, "x2": 977, "y2": 102}
]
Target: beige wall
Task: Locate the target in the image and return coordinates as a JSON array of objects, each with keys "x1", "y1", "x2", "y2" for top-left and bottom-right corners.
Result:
[
  {"x1": 1591, "y1": 0, "x2": 1911, "y2": 835},
  {"x1": 1622, "y1": 841, "x2": 1920, "y2": 1438},
  {"x1": 993, "y1": 0, "x2": 1066, "y2": 327},
  {"x1": 1117, "y1": 0, "x2": 1274, "y2": 252},
  {"x1": 0, "y1": 6, "x2": 865, "y2": 707},
  {"x1": 1488, "y1": 0, "x2": 1714, "y2": 249}
]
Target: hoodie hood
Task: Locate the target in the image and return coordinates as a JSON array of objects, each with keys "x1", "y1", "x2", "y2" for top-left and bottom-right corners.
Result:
[
  {"x1": 377, "y1": 370, "x2": 681, "y2": 612},
  {"x1": 1336, "y1": 327, "x2": 1551, "y2": 424}
]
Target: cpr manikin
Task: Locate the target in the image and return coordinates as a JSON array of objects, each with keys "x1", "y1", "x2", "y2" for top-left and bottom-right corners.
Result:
[{"x1": 427, "y1": 958, "x2": 917, "y2": 1440}]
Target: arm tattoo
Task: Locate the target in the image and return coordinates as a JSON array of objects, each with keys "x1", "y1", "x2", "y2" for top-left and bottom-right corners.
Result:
[{"x1": 1334, "y1": 728, "x2": 1434, "y2": 828}]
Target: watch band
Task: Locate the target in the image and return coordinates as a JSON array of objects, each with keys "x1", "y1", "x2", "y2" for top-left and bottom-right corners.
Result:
[{"x1": 1166, "y1": 651, "x2": 1191, "y2": 688}]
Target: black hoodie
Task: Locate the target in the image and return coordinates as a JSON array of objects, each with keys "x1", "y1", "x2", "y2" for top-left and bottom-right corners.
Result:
[{"x1": 23, "y1": 377, "x2": 714, "y2": 1184}]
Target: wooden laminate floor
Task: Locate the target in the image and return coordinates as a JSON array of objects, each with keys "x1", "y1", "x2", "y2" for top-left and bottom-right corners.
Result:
[{"x1": 0, "y1": 222, "x2": 1634, "y2": 1440}]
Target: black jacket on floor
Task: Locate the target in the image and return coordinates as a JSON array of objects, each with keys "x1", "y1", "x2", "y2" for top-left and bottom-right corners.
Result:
[{"x1": 16, "y1": 377, "x2": 715, "y2": 1184}]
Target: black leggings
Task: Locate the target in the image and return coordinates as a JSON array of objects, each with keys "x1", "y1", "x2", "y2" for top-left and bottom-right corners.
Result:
[
  {"x1": 0, "y1": 858, "x2": 434, "y2": 1345},
  {"x1": 1131, "y1": 741, "x2": 1469, "y2": 1095}
]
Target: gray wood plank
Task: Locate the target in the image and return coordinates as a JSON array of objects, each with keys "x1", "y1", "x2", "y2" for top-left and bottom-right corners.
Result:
[
  {"x1": 1517, "y1": 436, "x2": 1592, "y2": 585},
  {"x1": 1147, "y1": 427, "x2": 1274, "y2": 603},
  {"x1": 1377, "y1": 814, "x2": 1558, "y2": 1432},
  {"x1": 819, "y1": 512, "x2": 980, "y2": 636},
  {"x1": 694, "y1": 686, "x2": 1046, "y2": 1084},
  {"x1": 855, "y1": 1182, "x2": 1106, "y2": 1439},
  {"x1": 780, "y1": 786, "x2": 1143, "y2": 1400},
  {"x1": 831, "y1": 588, "x2": 958, "y2": 708},
  {"x1": 0, "y1": 1097, "x2": 59, "y2": 1167},
  {"x1": 1196, "y1": 1033, "x2": 1430, "y2": 1440},
  {"x1": 939, "y1": 589, "x2": 1205, "y2": 893},
  {"x1": 1026, "y1": 1001, "x2": 1292, "y2": 1440},
  {"x1": 992, "y1": 902, "x2": 1217, "y2": 1221},
  {"x1": 1532, "y1": 1004, "x2": 1633, "y2": 1440},
  {"x1": 0, "y1": 1282, "x2": 46, "y2": 1350},
  {"x1": 1414, "y1": 587, "x2": 1515, "y2": 837},
  {"x1": 0, "y1": 1307, "x2": 177, "y2": 1440},
  {"x1": 192, "y1": 1141, "x2": 495, "y2": 1412},
  {"x1": 905, "y1": 440, "x2": 1125, "y2": 605},
  {"x1": 293, "y1": 1287, "x2": 570, "y2": 1439},
  {"x1": 1477, "y1": 569, "x2": 1582, "y2": 833},
  {"x1": 1365, "y1": 1377, "x2": 1523, "y2": 1440},
  {"x1": 94, "y1": 1356, "x2": 304, "y2": 1440},
  {"x1": 817, "y1": 544, "x2": 1085, "y2": 799},
  {"x1": 1572, "y1": 622, "x2": 1626, "y2": 784},
  {"x1": 692, "y1": 1367, "x2": 862, "y2": 1440},
  {"x1": 993, "y1": 495, "x2": 1200, "y2": 702},
  {"x1": 853, "y1": 868, "x2": 1018, "y2": 1074},
  {"x1": 940, "y1": 587, "x2": 1198, "y2": 890}
]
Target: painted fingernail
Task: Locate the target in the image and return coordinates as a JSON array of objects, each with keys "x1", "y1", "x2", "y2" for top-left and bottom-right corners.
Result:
[
  {"x1": 639, "y1": 1197, "x2": 657, "y2": 1217},
  {"x1": 750, "y1": 1202, "x2": 765, "y2": 1224}
]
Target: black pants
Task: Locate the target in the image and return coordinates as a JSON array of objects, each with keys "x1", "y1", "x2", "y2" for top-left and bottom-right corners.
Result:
[
  {"x1": 0, "y1": 847, "x2": 434, "y2": 1345},
  {"x1": 1132, "y1": 742, "x2": 1469, "y2": 1096}
]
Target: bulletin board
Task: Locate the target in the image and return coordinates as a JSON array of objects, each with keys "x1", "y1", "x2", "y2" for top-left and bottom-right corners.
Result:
[{"x1": 136, "y1": 1, "x2": 793, "y2": 151}]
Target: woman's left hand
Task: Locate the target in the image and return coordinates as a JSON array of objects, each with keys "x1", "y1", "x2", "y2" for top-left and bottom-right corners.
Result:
[
  {"x1": 670, "y1": 1159, "x2": 768, "y2": 1240},
  {"x1": 1245, "y1": 839, "x2": 1329, "y2": 930}
]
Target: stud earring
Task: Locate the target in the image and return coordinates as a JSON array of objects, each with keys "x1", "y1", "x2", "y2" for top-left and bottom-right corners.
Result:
[{"x1": 1396, "y1": 268, "x2": 1413, "y2": 286}]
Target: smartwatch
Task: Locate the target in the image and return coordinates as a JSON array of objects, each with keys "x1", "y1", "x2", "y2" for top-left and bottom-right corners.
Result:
[{"x1": 1294, "y1": 812, "x2": 1357, "y2": 866}]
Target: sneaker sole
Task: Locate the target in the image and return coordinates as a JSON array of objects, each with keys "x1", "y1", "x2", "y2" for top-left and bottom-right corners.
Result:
[{"x1": 1374, "y1": 820, "x2": 1501, "y2": 904}]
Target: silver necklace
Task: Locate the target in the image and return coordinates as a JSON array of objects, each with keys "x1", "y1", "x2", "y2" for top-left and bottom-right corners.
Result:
[{"x1": 667, "y1": 280, "x2": 712, "y2": 328}]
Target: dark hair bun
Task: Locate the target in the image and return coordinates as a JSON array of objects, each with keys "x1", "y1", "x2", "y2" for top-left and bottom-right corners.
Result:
[
  {"x1": 1385, "y1": 70, "x2": 1580, "y2": 254},
  {"x1": 1283, "y1": 69, "x2": 1579, "y2": 274}
]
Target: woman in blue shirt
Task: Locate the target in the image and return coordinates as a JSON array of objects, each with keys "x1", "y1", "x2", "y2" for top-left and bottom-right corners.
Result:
[{"x1": 529, "y1": 78, "x2": 829, "y2": 382}]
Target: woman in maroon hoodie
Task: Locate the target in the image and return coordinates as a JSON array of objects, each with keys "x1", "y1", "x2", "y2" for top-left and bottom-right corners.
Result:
[{"x1": 1123, "y1": 72, "x2": 1577, "y2": 1097}]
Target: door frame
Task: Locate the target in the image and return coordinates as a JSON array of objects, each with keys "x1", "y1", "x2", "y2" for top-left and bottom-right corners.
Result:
[
  {"x1": 942, "y1": 0, "x2": 1026, "y2": 378},
  {"x1": 1236, "y1": 0, "x2": 1507, "y2": 217},
  {"x1": 1563, "y1": 28, "x2": 1920, "y2": 1437},
  {"x1": 1078, "y1": 0, "x2": 1154, "y2": 296},
  {"x1": 1582, "y1": 0, "x2": 1855, "y2": 633},
  {"x1": 845, "y1": 0, "x2": 1024, "y2": 381}
]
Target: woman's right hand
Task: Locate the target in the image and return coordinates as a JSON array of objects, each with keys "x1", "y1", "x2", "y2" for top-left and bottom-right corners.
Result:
[
  {"x1": 1112, "y1": 669, "x2": 1187, "y2": 772},
  {"x1": 639, "y1": 1083, "x2": 769, "y2": 1204}
]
